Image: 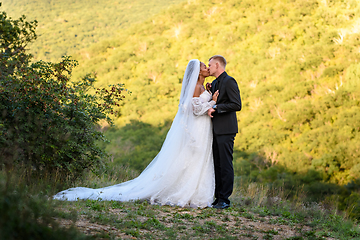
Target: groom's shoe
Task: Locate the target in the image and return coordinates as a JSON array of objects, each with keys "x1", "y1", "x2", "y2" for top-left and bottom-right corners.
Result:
[{"x1": 213, "y1": 202, "x2": 230, "y2": 209}]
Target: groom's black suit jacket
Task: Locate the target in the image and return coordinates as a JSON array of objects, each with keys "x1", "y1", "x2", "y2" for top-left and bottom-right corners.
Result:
[{"x1": 210, "y1": 71, "x2": 242, "y2": 135}]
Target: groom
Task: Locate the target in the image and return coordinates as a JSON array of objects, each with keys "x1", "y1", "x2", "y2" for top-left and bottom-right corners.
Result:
[{"x1": 207, "y1": 55, "x2": 242, "y2": 209}]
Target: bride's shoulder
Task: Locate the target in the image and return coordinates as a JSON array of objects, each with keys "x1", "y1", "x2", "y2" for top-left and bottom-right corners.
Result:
[{"x1": 193, "y1": 84, "x2": 205, "y2": 97}]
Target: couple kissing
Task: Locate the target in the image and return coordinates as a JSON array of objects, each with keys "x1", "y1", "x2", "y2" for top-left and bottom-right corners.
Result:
[{"x1": 54, "y1": 55, "x2": 242, "y2": 210}]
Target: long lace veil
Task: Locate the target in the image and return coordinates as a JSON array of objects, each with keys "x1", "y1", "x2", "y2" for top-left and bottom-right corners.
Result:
[{"x1": 176, "y1": 59, "x2": 201, "y2": 147}]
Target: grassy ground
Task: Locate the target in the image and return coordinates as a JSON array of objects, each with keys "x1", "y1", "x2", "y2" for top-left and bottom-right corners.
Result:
[
  {"x1": 52, "y1": 182, "x2": 360, "y2": 240},
  {"x1": 1, "y1": 168, "x2": 359, "y2": 239}
]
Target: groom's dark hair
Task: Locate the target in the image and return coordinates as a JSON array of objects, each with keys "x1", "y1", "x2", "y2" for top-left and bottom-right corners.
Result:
[{"x1": 209, "y1": 55, "x2": 227, "y2": 69}]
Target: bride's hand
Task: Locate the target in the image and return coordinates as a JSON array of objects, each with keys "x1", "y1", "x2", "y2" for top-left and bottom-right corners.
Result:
[{"x1": 212, "y1": 90, "x2": 219, "y2": 102}]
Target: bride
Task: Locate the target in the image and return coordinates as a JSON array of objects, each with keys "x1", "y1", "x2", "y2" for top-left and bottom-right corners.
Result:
[{"x1": 53, "y1": 59, "x2": 219, "y2": 208}]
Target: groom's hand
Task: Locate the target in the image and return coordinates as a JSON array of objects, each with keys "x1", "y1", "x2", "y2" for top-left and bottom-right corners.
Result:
[
  {"x1": 207, "y1": 108, "x2": 215, "y2": 118},
  {"x1": 206, "y1": 82, "x2": 211, "y2": 91}
]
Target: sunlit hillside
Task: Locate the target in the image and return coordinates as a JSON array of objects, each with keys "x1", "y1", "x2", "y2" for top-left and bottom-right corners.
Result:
[
  {"x1": 61, "y1": 0, "x2": 360, "y2": 187},
  {"x1": 1, "y1": 0, "x2": 186, "y2": 61},
  {"x1": 3, "y1": 0, "x2": 360, "y2": 216},
  {"x1": 3, "y1": 1, "x2": 360, "y2": 238}
]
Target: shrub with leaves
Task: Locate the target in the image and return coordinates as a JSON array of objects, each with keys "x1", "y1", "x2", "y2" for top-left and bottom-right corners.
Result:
[{"x1": 0, "y1": 6, "x2": 127, "y2": 182}]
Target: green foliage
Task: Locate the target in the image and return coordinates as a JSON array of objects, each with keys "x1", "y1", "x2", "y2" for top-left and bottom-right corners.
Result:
[{"x1": 0, "y1": 9, "x2": 127, "y2": 181}]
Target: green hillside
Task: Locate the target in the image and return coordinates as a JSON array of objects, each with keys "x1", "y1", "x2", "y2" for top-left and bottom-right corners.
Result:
[
  {"x1": 2, "y1": 0, "x2": 360, "y2": 217},
  {"x1": 1, "y1": 0, "x2": 186, "y2": 61},
  {"x1": 66, "y1": 0, "x2": 360, "y2": 187}
]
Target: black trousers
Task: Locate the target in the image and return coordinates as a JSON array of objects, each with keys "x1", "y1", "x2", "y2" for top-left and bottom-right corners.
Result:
[{"x1": 213, "y1": 133, "x2": 236, "y2": 205}]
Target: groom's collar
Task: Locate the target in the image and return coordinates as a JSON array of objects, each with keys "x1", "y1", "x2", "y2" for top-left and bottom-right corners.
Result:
[{"x1": 216, "y1": 71, "x2": 227, "y2": 82}]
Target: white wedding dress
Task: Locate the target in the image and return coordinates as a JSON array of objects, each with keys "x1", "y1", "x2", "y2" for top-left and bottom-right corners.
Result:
[{"x1": 54, "y1": 60, "x2": 216, "y2": 208}]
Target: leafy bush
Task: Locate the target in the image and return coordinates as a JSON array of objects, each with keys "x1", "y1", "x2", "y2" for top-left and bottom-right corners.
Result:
[{"x1": 0, "y1": 8, "x2": 127, "y2": 182}]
